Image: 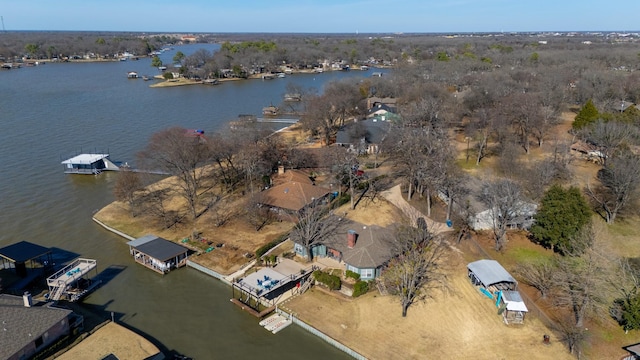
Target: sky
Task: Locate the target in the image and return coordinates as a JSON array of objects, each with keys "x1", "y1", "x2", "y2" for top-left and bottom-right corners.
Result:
[{"x1": 3, "y1": 0, "x2": 639, "y2": 33}]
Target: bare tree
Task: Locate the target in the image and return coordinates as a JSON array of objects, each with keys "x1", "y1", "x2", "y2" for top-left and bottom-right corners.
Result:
[
  {"x1": 514, "y1": 260, "x2": 555, "y2": 299},
  {"x1": 113, "y1": 168, "x2": 144, "y2": 217},
  {"x1": 137, "y1": 127, "x2": 214, "y2": 222},
  {"x1": 550, "y1": 227, "x2": 616, "y2": 327},
  {"x1": 586, "y1": 151, "x2": 640, "y2": 224},
  {"x1": 382, "y1": 220, "x2": 448, "y2": 317},
  {"x1": 244, "y1": 195, "x2": 275, "y2": 231},
  {"x1": 479, "y1": 179, "x2": 525, "y2": 251},
  {"x1": 290, "y1": 206, "x2": 338, "y2": 262}
]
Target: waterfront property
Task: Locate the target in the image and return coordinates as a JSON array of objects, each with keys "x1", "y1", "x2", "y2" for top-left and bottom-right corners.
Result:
[
  {"x1": 258, "y1": 167, "x2": 331, "y2": 218},
  {"x1": 61, "y1": 153, "x2": 120, "y2": 175},
  {"x1": 46, "y1": 258, "x2": 100, "y2": 302},
  {"x1": 0, "y1": 292, "x2": 82, "y2": 360},
  {"x1": 335, "y1": 118, "x2": 391, "y2": 155},
  {"x1": 127, "y1": 235, "x2": 189, "y2": 274},
  {"x1": 232, "y1": 259, "x2": 315, "y2": 312},
  {"x1": 293, "y1": 220, "x2": 394, "y2": 280}
]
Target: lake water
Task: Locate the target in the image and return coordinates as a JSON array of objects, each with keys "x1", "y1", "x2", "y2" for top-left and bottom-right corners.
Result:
[{"x1": 0, "y1": 43, "x2": 388, "y2": 359}]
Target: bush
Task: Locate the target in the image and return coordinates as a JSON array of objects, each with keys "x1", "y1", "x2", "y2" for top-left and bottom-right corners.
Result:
[
  {"x1": 352, "y1": 281, "x2": 369, "y2": 297},
  {"x1": 313, "y1": 270, "x2": 341, "y2": 290},
  {"x1": 255, "y1": 233, "x2": 288, "y2": 258},
  {"x1": 345, "y1": 270, "x2": 361, "y2": 281}
]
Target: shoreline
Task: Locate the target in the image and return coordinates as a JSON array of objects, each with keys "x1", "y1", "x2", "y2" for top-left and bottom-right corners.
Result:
[{"x1": 92, "y1": 215, "x2": 364, "y2": 359}]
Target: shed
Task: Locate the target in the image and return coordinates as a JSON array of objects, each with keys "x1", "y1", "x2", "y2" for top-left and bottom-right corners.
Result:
[
  {"x1": 467, "y1": 259, "x2": 517, "y2": 291},
  {"x1": 498, "y1": 290, "x2": 528, "y2": 324},
  {"x1": 126, "y1": 235, "x2": 189, "y2": 274}
]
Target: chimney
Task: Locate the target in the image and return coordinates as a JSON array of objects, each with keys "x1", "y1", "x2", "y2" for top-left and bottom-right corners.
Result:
[
  {"x1": 23, "y1": 291, "x2": 33, "y2": 307},
  {"x1": 347, "y1": 230, "x2": 357, "y2": 248},
  {"x1": 278, "y1": 165, "x2": 285, "y2": 175}
]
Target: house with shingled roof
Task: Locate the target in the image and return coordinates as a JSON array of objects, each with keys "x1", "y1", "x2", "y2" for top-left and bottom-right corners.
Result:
[
  {"x1": 258, "y1": 167, "x2": 331, "y2": 217},
  {"x1": 293, "y1": 220, "x2": 394, "y2": 280},
  {"x1": 0, "y1": 293, "x2": 80, "y2": 360}
]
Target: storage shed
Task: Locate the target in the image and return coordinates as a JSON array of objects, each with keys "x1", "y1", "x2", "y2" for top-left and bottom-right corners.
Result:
[
  {"x1": 497, "y1": 290, "x2": 528, "y2": 324},
  {"x1": 467, "y1": 259, "x2": 517, "y2": 291}
]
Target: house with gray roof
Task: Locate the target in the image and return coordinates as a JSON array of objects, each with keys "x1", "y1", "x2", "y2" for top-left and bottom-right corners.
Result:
[
  {"x1": 335, "y1": 118, "x2": 391, "y2": 155},
  {"x1": 0, "y1": 293, "x2": 78, "y2": 360},
  {"x1": 293, "y1": 220, "x2": 394, "y2": 280}
]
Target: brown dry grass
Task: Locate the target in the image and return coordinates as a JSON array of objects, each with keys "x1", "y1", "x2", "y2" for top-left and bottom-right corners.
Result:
[
  {"x1": 283, "y1": 246, "x2": 573, "y2": 360},
  {"x1": 57, "y1": 322, "x2": 160, "y2": 360}
]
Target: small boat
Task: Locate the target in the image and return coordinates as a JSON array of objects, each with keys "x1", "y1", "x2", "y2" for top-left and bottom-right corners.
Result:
[
  {"x1": 284, "y1": 93, "x2": 301, "y2": 102},
  {"x1": 262, "y1": 74, "x2": 275, "y2": 80},
  {"x1": 360, "y1": 65, "x2": 369, "y2": 71},
  {"x1": 277, "y1": 72, "x2": 286, "y2": 78},
  {"x1": 127, "y1": 71, "x2": 139, "y2": 79},
  {"x1": 203, "y1": 78, "x2": 219, "y2": 85},
  {"x1": 158, "y1": 66, "x2": 167, "y2": 71},
  {"x1": 262, "y1": 105, "x2": 279, "y2": 116},
  {"x1": 142, "y1": 75, "x2": 150, "y2": 81}
]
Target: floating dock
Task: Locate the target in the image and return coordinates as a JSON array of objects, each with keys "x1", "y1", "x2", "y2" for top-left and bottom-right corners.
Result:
[{"x1": 259, "y1": 313, "x2": 292, "y2": 334}]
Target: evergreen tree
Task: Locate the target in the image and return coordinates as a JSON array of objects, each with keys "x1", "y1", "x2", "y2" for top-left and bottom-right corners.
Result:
[
  {"x1": 572, "y1": 99, "x2": 599, "y2": 130},
  {"x1": 530, "y1": 185, "x2": 591, "y2": 255}
]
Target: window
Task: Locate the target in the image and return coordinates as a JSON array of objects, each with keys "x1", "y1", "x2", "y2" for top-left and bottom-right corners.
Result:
[{"x1": 360, "y1": 268, "x2": 373, "y2": 279}]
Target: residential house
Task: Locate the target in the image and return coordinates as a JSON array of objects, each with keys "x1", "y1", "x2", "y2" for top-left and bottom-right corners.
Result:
[
  {"x1": 258, "y1": 167, "x2": 331, "y2": 217},
  {"x1": 334, "y1": 118, "x2": 390, "y2": 155},
  {"x1": 437, "y1": 176, "x2": 537, "y2": 231},
  {"x1": 0, "y1": 293, "x2": 80, "y2": 360},
  {"x1": 293, "y1": 220, "x2": 394, "y2": 280}
]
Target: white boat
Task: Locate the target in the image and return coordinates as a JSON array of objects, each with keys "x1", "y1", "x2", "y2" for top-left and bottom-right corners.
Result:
[{"x1": 277, "y1": 73, "x2": 286, "y2": 78}]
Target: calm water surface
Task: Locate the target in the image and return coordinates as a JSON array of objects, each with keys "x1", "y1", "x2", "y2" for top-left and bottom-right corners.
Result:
[{"x1": 0, "y1": 44, "x2": 388, "y2": 359}]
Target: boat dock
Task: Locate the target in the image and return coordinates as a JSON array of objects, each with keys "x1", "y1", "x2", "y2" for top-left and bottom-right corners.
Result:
[
  {"x1": 256, "y1": 117, "x2": 299, "y2": 124},
  {"x1": 259, "y1": 313, "x2": 293, "y2": 334},
  {"x1": 46, "y1": 258, "x2": 99, "y2": 301}
]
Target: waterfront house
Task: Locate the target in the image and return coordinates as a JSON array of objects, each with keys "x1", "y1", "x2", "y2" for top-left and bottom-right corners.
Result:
[
  {"x1": 258, "y1": 167, "x2": 331, "y2": 218},
  {"x1": 61, "y1": 153, "x2": 120, "y2": 175},
  {"x1": 293, "y1": 220, "x2": 394, "y2": 280},
  {"x1": 335, "y1": 118, "x2": 391, "y2": 155},
  {"x1": 0, "y1": 293, "x2": 81, "y2": 360},
  {"x1": 127, "y1": 235, "x2": 189, "y2": 274}
]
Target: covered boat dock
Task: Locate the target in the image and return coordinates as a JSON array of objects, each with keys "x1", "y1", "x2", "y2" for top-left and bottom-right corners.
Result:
[
  {"x1": 61, "y1": 153, "x2": 120, "y2": 174},
  {"x1": 0, "y1": 241, "x2": 53, "y2": 281},
  {"x1": 127, "y1": 235, "x2": 189, "y2": 274}
]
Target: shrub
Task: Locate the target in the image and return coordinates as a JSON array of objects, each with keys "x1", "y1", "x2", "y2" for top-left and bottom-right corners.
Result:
[
  {"x1": 345, "y1": 270, "x2": 361, "y2": 281},
  {"x1": 352, "y1": 281, "x2": 369, "y2": 298},
  {"x1": 313, "y1": 270, "x2": 341, "y2": 290},
  {"x1": 255, "y1": 233, "x2": 288, "y2": 258}
]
